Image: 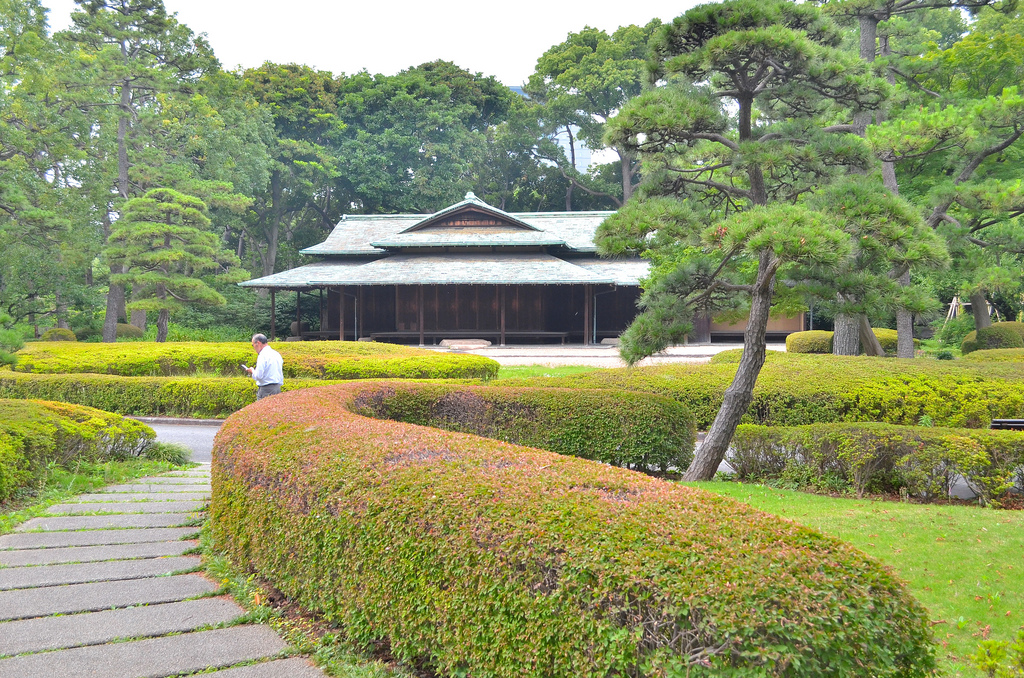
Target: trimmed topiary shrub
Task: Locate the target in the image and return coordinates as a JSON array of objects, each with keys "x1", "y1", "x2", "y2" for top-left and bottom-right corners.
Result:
[
  {"x1": 512, "y1": 351, "x2": 1024, "y2": 429},
  {"x1": 212, "y1": 384, "x2": 935, "y2": 678},
  {"x1": 731, "y1": 423, "x2": 1024, "y2": 504},
  {"x1": 785, "y1": 330, "x2": 833, "y2": 353},
  {"x1": 0, "y1": 399, "x2": 154, "y2": 503},
  {"x1": 39, "y1": 328, "x2": 77, "y2": 342},
  {"x1": 962, "y1": 323, "x2": 1024, "y2": 354},
  {"x1": 116, "y1": 323, "x2": 145, "y2": 339},
  {"x1": 963, "y1": 348, "x2": 1024, "y2": 362},
  {"x1": 13, "y1": 341, "x2": 498, "y2": 380},
  {"x1": 353, "y1": 383, "x2": 695, "y2": 472}
]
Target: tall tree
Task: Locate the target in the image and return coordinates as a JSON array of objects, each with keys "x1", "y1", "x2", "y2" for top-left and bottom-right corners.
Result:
[
  {"x1": 526, "y1": 22, "x2": 660, "y2": 210},
  {"x1": 59, "y1": 0, "x2": 217, "y2": 341},
  {"x1": 106, "y1": 188, "x2": 246, "y2": 341},
  {"x1": 600, "y1": 0, "x2": 891, "y2": 480}
]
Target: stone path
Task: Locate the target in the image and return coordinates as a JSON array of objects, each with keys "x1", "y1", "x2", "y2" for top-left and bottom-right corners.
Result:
[{"x1": 0, "y1": 464, "x2": 326, "y2": 677}]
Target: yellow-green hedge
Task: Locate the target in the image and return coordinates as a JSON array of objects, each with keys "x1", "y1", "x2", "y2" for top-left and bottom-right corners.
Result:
[
  {"x1": 12, "y1": 341, "x2": 498, "y2": 380},
  {"x1": 0, "y1": 399, "x2": 154, "y2": 503},
  {"x1": 510, "y1": 351, "x2": 1024, "y2": 429},
  {"x1": 353, "y1": 383, "x2": 695, "y2": 472},
  {"x1": 962, "y1": 348, "x2": 1024, "y2": 362},
  {"x1": 961, "y1": 323, "x2": 1024, "y2": 354},
  {"x1": 211, "y1": 383, "x2": 934, "y2": 678},
  {"x1": 786, "y1": 328, "x2": 919, "y2": 354},
  {"x1": 731, "y1": 423, "x2": 1024, "y2": 504}
]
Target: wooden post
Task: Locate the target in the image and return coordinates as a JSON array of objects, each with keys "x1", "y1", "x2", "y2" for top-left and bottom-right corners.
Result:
[
  {"x1": 358, "y1": 287, "x2": 365, "y2": 340},
  {"x1": 500, "y1": 285, "x2": 506, "y2": 347},
  {"x1": 583, "y1": 284, "x2": 592, "y2": 346},
  {"x1": 342, "y1": 288, "x2": 350, "y2": 342},
  {"x1": 270, "y1": 290, "x2": 276, "y2": 341},
  {"x1": 295, "y1": 291, "x2": 301, "y2": 338},
  {"x1": 418, "y1": 285, "x2": 425, "y2": 347}
]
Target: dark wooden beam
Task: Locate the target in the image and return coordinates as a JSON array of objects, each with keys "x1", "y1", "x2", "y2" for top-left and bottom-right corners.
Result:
[
  {"x1": 583, "y1": 284, "x2": 592, "y2": 346},
  {"x1": 270, "y1": 290, "x2": 276, "y2": 341},
  {"x1": 339, "y1": 287, "x2": 345, "y2": 341},
  {"x1": 418, "y1": 285, "x2": 425, "y2": 347},
  {"x1": 500, "y1": 285, "x2": 506, "y2": 346},
  {"x1": 296, "y1": 291, "x2": 301, "y2": 338}
]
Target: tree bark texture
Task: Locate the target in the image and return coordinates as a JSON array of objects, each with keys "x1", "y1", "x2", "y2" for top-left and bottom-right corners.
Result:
[
  {"x1": 859, "y1": 314, "x2": 885, "y2": 356},
  {"x1": 684, "y1": 251, "x2": 777, "y2": 481},
  {"x1": 263, "y1": 171, "x2": 283, "y2": 277},
  {"x1": 896, "y1": 271, "x2": 915, "y2": 358},
  {"x1": 833, "y1": 312, "x2": 860, "y2": 355},
  {"x1": 102, "y1": 264, "x2": 126, "y2": 343},
  {"x1": 156, "y1": 309, "x2": 169, "y2": 342},
  {"x1": 970, "y1": 290, "x2": 992, "y2": 329}
]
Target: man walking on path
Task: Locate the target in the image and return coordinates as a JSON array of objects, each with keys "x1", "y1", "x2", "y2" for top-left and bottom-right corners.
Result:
[{"x1": 245, "y1": 334, "x2": 283, "y2": 400}]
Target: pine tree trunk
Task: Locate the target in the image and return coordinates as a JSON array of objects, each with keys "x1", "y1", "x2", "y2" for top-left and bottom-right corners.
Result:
[
  {"x1": 156, "y1": 309, "x2": 170, "y2": 342},
  {"x1": 129, "y1": 287, "x2": 146, "y2": 330},
  {"x1": 833, "y1": 312, "x2": 860, "y2": 355},
  {"x1": 103, "y1": 264, "x2": 126, "y2": 343},
  {"x1": 859, "y1": 315, "x2": 885, "y2": 356},
  {"x1": 896, "y1": 272, "x2": 915, "y2": 358},
  {"x1": 683, "y1": 251, "x2": 776, "y2": 481},
  {"x1": 971, "y1": 290, "x2": 992, "y2": 329}
]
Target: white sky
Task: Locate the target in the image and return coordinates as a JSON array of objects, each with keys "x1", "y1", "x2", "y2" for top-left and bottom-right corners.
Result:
[{"x1": 41, "y1": 0, "x2": 700, "y2": 86}]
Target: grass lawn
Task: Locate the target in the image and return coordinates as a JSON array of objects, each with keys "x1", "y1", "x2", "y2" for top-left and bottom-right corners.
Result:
[
  {"x1": 692, "y1": 481, "x2": 1024, "y2": 677},
  {"x1": 1, "y1": 458, "x2": 193, "y2": 534},
  {"x1": 493, "y1": 364, "x2": 603, "y2": 380}
]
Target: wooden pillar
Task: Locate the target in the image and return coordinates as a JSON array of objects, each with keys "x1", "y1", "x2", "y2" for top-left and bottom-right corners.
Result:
[
  {"x1": 418, "y1": 285, "x2": 425, "y2": 347},
  {"x1": 318, "y1": 289, "x2": 325, "y2": 335},
  {"x1": 270, "y1": 290, "x2": 276, "y2": 341},
  {"x1": 500, "y1": 285, "x2": 506, "y2": 347},
  {"x1": 358, "y1": 287, "x2": 365, "y2": 340},
  {"x1": 295, "y1": 291, "x2": 301, "y2": 338},
  {"x1": 342, "y1": 288, "x2": 350, "y2": 342},
  {"x1": 583, "y1": 284, "x2": 592, "y2": 346}
]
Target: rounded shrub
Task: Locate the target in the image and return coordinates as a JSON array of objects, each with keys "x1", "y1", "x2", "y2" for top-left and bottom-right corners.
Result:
[
  {"x1": 962, "y1": 324, "x2": 1024, "y2": 354},
  {"x1": 963, "y1": 348, "x2": 1024, "y2": 362},
  {"x1": 785, "y1": 330, "x2": 833, "y2": 353},
  {"x1": 39, "y1": 328, "x2": 77, "y2": 342},
  {"x1": 212, "y1": 384, "x2": 935, "y2": 678},
  {"x1": 116, "y1": 323, "x2": 145, "y2": 339}
]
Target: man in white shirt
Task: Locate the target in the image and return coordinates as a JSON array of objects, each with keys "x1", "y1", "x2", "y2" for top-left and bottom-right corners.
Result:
[{"x1": 245, "y1": 334, "x2": 284, "y2": 400}]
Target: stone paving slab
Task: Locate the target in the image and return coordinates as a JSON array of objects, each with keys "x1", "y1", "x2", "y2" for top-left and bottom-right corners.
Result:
[
  {"x1": 16, "y1": 513, "x2": 196, "y2": 531},
  {"x1": 101, "y1": 483, "x2": 211, "y2": 493},
  {"x1": 0, "y1": 573, "x2": 217, "y2": 620},
  {"x1": 46, "y1": 500, "x2": 206, "y2": 515},
  {"x1": 0, "y1": 555, "x2": 200, "y2": 590},
  {"x1": 73, "y1": 492, "x2": 210, "y2": 502},
  {"x1": 0, "y1": 527, "x2": 195, "y2": 550},
  {"x1": 209, "y1": 657, "x2": 327, "y2": 677},
  {"x1": 0, "y1": 597, "x2": 243, "y2": 657},
  {"x1": 0, "y1": 539, "x2": 195, "y2": 567},
  {"x1": 116, "y1": 477, "x2": 211, "y2": 485},
  {"x1": 0, "y1": 625, "x2": 286, "y2": 678}
]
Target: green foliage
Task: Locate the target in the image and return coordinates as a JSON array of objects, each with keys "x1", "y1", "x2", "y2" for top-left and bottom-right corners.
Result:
[
  {"x1": 39, "y1": 328, "x2": 76, "y2": 342},
  {"x1": 935, "y1": 314, "x2": 976, "y2": 348},
  {"x1": 786, "y1": 330, "x2": 834, "y2": 353},
  {"x1": 353, "y1": 383, "x2": 695, "y2": 473},
  {"x1": 962, "y1": 323, "x2": 1024, "y2": 354},
  {"x1": 12, "y1": 341, "x2": 498, "y2": 380},
  {"x1": 963, "y1": 348, "x2": 1024, "y2": 362},
  {"x1": 140, "y1": 441, "x2": 191, "y2": 465},
  {"x1": 512, "y1": 351, "x2": 1024, "y2": 429},
  {"x1": 730, "y1": 423, "x2": 1024, "y2": 504},
  {"x1": 211, "y1": 382, "x2": 934, "y2": 678},
  {"x1": 0, "y1": 399, "x2": 154, "y2": 503},
  {"x1": 116, "y1": 323, "x2": 145, "y2": 339},
  {"x1": 971, "y1": 630, "x2": 1024, "y2": 678}
]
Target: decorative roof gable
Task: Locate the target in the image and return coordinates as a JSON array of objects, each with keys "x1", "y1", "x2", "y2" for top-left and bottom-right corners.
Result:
[{"x1": 400, "y1": 192, "x2": 541, "y2": 233}]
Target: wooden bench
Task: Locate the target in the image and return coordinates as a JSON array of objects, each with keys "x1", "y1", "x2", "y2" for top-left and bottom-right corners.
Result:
[{"x1": 990, "y1": 419, "x2": 1024, "y2": 431}]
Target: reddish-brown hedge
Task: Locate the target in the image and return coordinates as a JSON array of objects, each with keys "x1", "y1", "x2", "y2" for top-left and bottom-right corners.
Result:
[{"x1": 211, "y1": 383, "x2": 934, "y2": 678}]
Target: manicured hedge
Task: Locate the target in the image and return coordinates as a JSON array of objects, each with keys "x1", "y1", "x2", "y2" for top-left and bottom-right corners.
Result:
[
  {"x1": 510, "y1": 351, "x2": 1024, "y2": 429},
  {"x1": 39, "y1": 328, "x2": 76, "y2": 341},
  {"x1": 0, "y1": 371, "x2": 342, "y2": 418},
  {"x1": 730, "y1": 423, "x2": 1024, "y2": 505},
  {"x1": 353, "y1": 383, "x2": 695, "y2": 472},
  {"x1": 786, "y1": 328, "x2": 919, "y2": 354},
  {"x1": 12, "y1": 341, "x2": 499, "y2": 380},
  {"x1": 961, "y1": 323, "x2": 1024, "y2": 354},
  {"x1": 962, "y1": 348, "x2": 1024, "y2": 362},
  {"x1": 0, "y1": 399, "x2": 154, "y2": 503},
  {"x1": 211, "y1": 384, "x2": 934, "y2": 678}
]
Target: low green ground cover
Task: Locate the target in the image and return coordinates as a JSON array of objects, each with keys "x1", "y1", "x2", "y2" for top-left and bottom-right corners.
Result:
[
  {"x1": 493, "y1": 364, "x2": 603, "y2": 380},
  {"x1": 693, "y1": 482, "x2": 1024, "y2": 678},
  {"x1": 1, "y1": 458, "x2": 191, "y2": 534},
  {"x1": 511, "y1": 351, "x2": 1024, "y2": 429},
  {"x1": 212, "y1": 383, "x2": 934, "y2": 678},
  {"x1": 0, "y1": 399, "x2": 156, "y2": 503},
  {"x1": 12, "y1": 341, "x2": 498, "y2": 380}
]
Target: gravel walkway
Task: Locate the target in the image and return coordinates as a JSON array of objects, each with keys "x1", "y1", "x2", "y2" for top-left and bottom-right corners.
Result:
[{"x1": 0, "y1": 464, "x2": 325, "y2": 677}]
